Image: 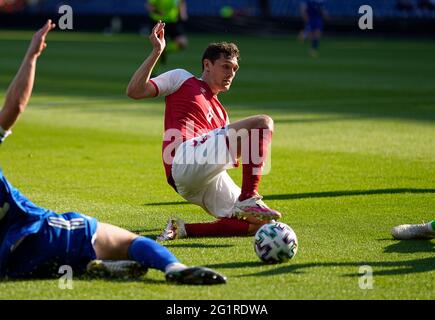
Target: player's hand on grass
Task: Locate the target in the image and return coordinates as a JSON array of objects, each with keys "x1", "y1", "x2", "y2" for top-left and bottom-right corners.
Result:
[
  {"x1": 150, "y1": 21, "x2": 166, "y2": 54},
  {"x1": 27, "y1": 19, "x2": 56, "y2": 59}
]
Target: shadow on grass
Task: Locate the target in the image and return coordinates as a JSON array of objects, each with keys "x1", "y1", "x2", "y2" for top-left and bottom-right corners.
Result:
[
  {"x1": 206, "y1": 261, "x2": 265, "y2": 269},
  {"x1": 130, "y1": 228, "x2": 162, "y2": 234},
  {"x1": 80, "y1": 276, "x2": 165, "y2": 285},
  {"x1": 263, "y1": 188, "x2": 435, "y2": 201},
  {"x1": 206, "y1": 239, "x2": 435, "y2": 278},
  {"x1": 138, "y1": 232, "x2": 240, "y2": 245},
  {"x1": 145, "y1": 188, "x2": 435, "y2": 206},
  {"x1": 0, "y1": 274, "x2": 166, "y2": 285},
  {"x1": 383, "y1": 239, "x2": 435, "y2": 254},
  {"x1": 226, "y1": 256, "x2": 435, "y2": 278},
  {"x1": 165, "y1": 243, "x2": 234, "y2": 249},
  {"x1": 145, "y1": 234, "x2": 159, "y2": 240},
  {"x1": 144, "y1": 201, "x2": 188, "y2": 206}
]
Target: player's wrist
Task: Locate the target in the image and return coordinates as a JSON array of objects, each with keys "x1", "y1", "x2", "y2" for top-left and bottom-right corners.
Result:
[
  {"x1": 25, "y1": 47, "x2": 40, "y2": 61},
  {"x1": 152, "y1": 47, "x2": 164, "y2": 56}
]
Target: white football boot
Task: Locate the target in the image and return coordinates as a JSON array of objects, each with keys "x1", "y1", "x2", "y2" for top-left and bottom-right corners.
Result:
[
  {"x1": 157, "y1": 217, "x2": 187, "y2": 241},
  {"x1": 233, "y1": 195, "x2": 281, "y2": 221},
  {"x1": 391, "y1": 222, "x2": 435, "y2": 240}
]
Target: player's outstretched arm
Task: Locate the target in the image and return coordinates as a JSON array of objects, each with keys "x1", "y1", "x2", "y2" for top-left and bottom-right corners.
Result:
[
  {"x1": 0, "y1": 20, "x2": 55, "y2": 132},
  {"x1": 126, "y1": 21, "x2": 166, "y2": 100}
]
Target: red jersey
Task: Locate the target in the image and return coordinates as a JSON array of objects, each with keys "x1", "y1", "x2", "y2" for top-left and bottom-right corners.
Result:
[{"x1": 149, "y1": 69, "x2": 229, "y2": 187}]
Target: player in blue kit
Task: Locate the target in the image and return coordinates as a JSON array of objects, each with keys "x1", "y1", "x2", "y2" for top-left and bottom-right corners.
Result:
[
  {"x1": 0, "y1": 20, "x2": 226, "y2": 285},
  {"x1": 299, "y1": 0, "x2": 328, "y2": 57}
]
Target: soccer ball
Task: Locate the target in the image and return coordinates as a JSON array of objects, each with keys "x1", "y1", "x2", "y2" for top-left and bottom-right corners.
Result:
[{"x1": 254, "y1": 222, "x2": 298, "y2": 264}]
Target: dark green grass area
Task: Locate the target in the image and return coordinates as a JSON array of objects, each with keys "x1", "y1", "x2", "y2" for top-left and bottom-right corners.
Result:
[{"x1": 0, "y1": 30, "x2": 433, "y2": 299}]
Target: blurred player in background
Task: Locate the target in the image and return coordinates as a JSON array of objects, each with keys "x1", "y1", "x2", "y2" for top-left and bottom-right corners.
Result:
[
  {"x1": 146, "y1": 0, "x2": 188, "y2": 66},
  {"x1": 391, "y1": 220, "x2": 435, "y2": 240},
  {"x1": 298, "y1": 0, "x2": 329, "y2": 57},
  {"x1": 127, "y1": 22, "x2": 281, "y2": 241},
  {"x1": 0, "y1": 0, "x2": 26, "y2": 13},
  {"x1": 0, "y1": 20, "x2": 225, "y2": 285}
]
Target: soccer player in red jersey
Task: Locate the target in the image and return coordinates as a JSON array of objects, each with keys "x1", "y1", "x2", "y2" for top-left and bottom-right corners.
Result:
[{"x1": 127, "y1": 21, "x2": 282, "y2": 241}]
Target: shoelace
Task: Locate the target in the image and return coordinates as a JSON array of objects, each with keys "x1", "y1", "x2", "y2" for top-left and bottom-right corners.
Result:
[{"x1": 253, "y1": 195, "x2": 270, "y2": 209}]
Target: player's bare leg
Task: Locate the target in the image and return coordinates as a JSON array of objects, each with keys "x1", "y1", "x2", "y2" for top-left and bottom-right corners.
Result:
[
  {"x1": 90, "y1": 222, "x2": 226, "y2": 284},
  {"x1": 93, "y1": 222, "x2": 138, "y2": 260},
  {"x1": 87, "y1": 222, "x2": 148, "y2": 277},
  {"x1": 227, "y1": 114, "x2": 273, "y2": 134}
]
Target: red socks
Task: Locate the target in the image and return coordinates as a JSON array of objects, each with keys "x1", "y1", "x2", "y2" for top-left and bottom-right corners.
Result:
[
  {"x1": 184, "y1": 218, "x2": 249, "y2": 237},
  {"x1": 239, "y1": 129, "x2": 272, "y2": 201}
]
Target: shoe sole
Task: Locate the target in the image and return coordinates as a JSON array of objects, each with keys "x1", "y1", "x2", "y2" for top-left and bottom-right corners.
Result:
[
  {"x1": 157, "y1": 236, "x2": 176, "y2": 242},
  {"x1": 391, "y1": 226, "x2": 435, "y2": 240},
  {"x1": 87, "y1": 260, "x2": 148, "y2": 278},
  {"x1": 166, "y1": 267, "x2": 227, "y2": 285},
  {"x1": 234, "y1": 210, "x2": 281, "y2": 221},
  {"x1": 392, "y1": 233, "x2": 434, "y2": 240}
]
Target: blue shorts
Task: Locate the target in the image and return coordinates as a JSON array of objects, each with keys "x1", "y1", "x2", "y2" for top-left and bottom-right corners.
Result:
[
  {"x1": 5, "y1": 212, "x2": 98, "y2": 278},
  {"x1": 0, "y1": 170, "x2": 98, "y2": 278},
  {"x1": 307, "y1": 16, "x2": 323, "y2": 32}
]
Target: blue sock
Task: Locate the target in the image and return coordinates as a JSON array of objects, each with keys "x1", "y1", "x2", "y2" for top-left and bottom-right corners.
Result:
[
  {"x1": 312, "y1": 39, "x2": 319, "y2": 50},
  {"x1": 128, "y1": 237, "x2": 179, "y2": 272}
]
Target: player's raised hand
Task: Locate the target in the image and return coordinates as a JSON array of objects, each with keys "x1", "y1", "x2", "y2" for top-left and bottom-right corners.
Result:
[
  {"x1": 149, "y1": 21, "x2": 166, "y2": 53},
  {"x1": 26, "y1": 19, "x2": 56, "y2": 59}
]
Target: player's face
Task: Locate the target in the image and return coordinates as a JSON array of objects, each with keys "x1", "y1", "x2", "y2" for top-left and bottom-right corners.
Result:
[{"x1": 208, "y1": 55, "x2": 239, "y2": 93}]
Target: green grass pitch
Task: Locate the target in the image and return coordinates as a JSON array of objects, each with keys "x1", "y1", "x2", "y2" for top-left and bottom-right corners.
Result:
[{"x1": 0, "y1": 30, "x2": 433, "y2": 299}]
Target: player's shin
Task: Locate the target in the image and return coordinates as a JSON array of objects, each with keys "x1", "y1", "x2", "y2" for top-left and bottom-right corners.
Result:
[
  {"x1": 184, "y1": 218, "x2": 250, "y2": 237},
  {"x1": 239, "y1": 129, "x2": 272, "y2": 201},
  {"x1": 128, "y1": 236, "x2": 179, "y2": 271}
]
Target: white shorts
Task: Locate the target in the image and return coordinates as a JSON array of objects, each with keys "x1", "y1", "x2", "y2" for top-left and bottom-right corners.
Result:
[{"x1": 171, "y1": 127, "x2": 241, "y2": 218}]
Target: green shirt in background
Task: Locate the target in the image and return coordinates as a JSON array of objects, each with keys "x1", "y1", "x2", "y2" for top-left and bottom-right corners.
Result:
[{"x1": 148, "y1": 0, "x2": 180, "y2": 23}]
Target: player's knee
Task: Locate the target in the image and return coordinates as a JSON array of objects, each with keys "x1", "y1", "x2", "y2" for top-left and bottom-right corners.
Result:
[
  {"x1": 255, "y1": 115, "x2": 274, "y2": 131},
  {"x1": 94, "y1": 222, "x2": 138, "y2": 260}
]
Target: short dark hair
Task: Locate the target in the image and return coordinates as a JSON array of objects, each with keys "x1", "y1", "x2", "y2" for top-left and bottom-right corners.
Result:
[{"x1": 201, "y1": 42, "x2": 240, "y2": 70}]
